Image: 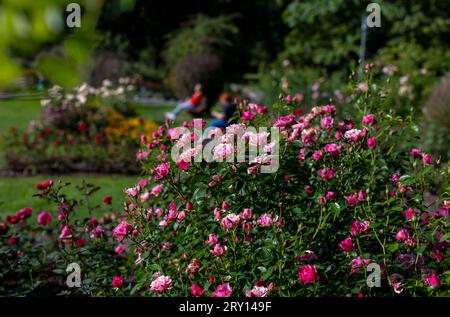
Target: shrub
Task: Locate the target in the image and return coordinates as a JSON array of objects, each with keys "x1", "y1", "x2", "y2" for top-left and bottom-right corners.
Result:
[
  {"x1": 0, "y1": 180, "x2": 131, "y2": 296},
  {"x1": 116, "y1": 69, "x2": 449, "y2": 297}
]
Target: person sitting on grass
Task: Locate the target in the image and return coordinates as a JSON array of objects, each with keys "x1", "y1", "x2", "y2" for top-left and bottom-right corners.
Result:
[
  {"x1": 165, "y1": 83, "x2": 204, "y2": 120},
  {"x1": 203, "y1": 92, "x2": 237, "y2": 140}
]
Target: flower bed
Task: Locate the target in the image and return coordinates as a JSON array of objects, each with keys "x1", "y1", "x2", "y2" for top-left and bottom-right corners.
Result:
[{"x1": 3, "y1": 79, "x2": 157, "y2": 174}]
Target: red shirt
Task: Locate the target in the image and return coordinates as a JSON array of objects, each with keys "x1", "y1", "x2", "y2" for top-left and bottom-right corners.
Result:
[{"x1": 190, "y1": 92, "x2": 203, "y2": 106}]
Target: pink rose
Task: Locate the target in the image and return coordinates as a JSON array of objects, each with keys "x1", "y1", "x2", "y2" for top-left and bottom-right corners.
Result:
[
  {"x1": 367, "y1": 137, "x2": 377, "y2": 148},
  {"x1": 312, "y1": 150, "x2": 323, "y2": 160},
  {"x1": 422, "y1": 154, "x2": 432, "y2": 165},
  {"x1": 113, "y1": 221, "x2": 133, "y2": 241},
  {"x1": 256, "y1": 213, "x2": 275, "y2": 228},
  {"x1": 58, "y1": 226, "x2": 72, "y2": 242},
  {"x1": 150, "y1": 274, "x2": 172, "y2": 293},
  {"x1": 210, "y1": 243, "x2": 227, "y2": 256},
  {"x1": 112, "y1": 276, "x2": 123, "y2": 288},
  {"x1": 125, "y1": 187, "x2": 139, "y2": 197},
  {"x1": 115, "y1": 243, "x2": 127, "y2": 255},
  {"x1": 151, "y1": 184, "x2": 163, "y2": 196},
  {"x1": 207, "y1": 234, "x2": 218, "y2": 246},
  {"x1": 350, "y1": 220, "x2": 370, "y2": 236},
  {"x1": 410, "y1": 148, "x2": 422, "y2": 158},
  {"x1": 154, "y1": 162, "x2": 170, "y2": 180},
  {"x1": 344, "y1": 129, "x2": 364, "y2": 142},
  {"x1": 324, "y1": 143, "x2": 340, "y2": 157},
  {"x1": 240, "y1": 208, "x2": 253, "y2": 220},
  {"x1": 319, "y1": 167, "x2": 335, "y2": 180},
  {"x1": 246, "y1": 285, "x2": 269, "y2": 297},
  {"x1": 362, "y1": 114, "x2": 376, "y2": 125},
  {"x1": 211, "y1": 283, "x2": 232, "y2": 297},
  {"x1": 37, "y1": 211, "x2": 52, "y2": 226},
  {"x1": 320, "y1": 116, "x2": 334, "y2": 131},
  {"x1": 190, "y1": 284, "x2": 204, "y2": 296},
  {"x1": 298, "y1": 265, "x2": 319, "y2": 284},
  {"x1": 422, "y1": 271, "x2": 440, "y2": 287},
  {"x1": 220, "y1": 213, "x2": 241, "y2": 230},
  {"x1": 345, "y1": 193, "x2": 359, "y2": 206},
  {"x1": 298, "y1": 250, "x2": 318, "y2": 262},
  {"x1": 403, "y1": 208, "x2": 415, "y2": 220},
  {"x1": 213, "y1": 144, "x2": 233, "y2": 160},
  {"x1": 389, "y1": 274, "x2": 405, "y2": 294},
  {"x1": 395, "y1": 229, "x2": 409, "y2": 242},
  {"x1": 339, "y1": 237, "x2": 355, "y2": 252},
  {"x1": 242, "y1": 111, "x2": 254, "y2": 121}
]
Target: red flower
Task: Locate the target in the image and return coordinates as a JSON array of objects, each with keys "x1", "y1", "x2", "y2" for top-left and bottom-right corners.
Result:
[
  {"x1": 36, "y1": 180, "x2": 53, "y2": 190},
  {"x1": 298, "y1": 265, "x2": 319, "y2": 285},
  {"x1": 190, "y1": 284, "x2": 204, "y2": 296},
  {"x1": 103, "y1": 195, "x2": 112, "y2": 205},
  {"x1": 112, "y1": 276, "x2": 123, "y2": 288}
]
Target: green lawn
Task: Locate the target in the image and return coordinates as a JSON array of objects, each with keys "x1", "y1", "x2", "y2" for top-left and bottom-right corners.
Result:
[
  {"x1": 0, "y1": 99, "x2": 43, "y2": 132},
  {"x1": 0, "y1": 175, "x2": 138, "y2": 218}
]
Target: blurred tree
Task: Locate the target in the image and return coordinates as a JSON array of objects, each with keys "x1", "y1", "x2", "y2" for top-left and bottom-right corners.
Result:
[{"x1": 0, "y1": 0, "x2": 107, "y2": 88}]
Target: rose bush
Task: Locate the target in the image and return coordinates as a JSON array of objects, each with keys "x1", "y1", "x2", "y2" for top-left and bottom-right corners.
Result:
[
  {"x1": 115, "y1": 69, "x2": 449, "y2": 297},
  {"x1": 0, "y1": 180, "x2": 132, "y2": 296}
]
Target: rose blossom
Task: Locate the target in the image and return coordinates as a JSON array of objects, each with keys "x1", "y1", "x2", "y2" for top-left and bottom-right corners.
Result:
[
  {"x1": 344, "y1": 129, "x2": 364, "y2": 142},
  {"x1": 150, "y1": 274, "x2": 172, "y2": 293},
  {"x1": 350, "y1": 256, "x2": 371, "y2": 273},
  {"x1": 422, "y1": 154, "x2": 432, "y2": 165},
  {"x1": 153, "y1": 162, "x2": 170, "y2": 180},
  {"x1": 37, "y1": 211, "x2": 52, "y2": 226},
  {"x1": 246, "y1": 285, "x2": 269, "y2": 297},
  {"x1": 220, "y1": 213, "x2": 241, "y2": 230},
  {"x1": 103, "y1": 195, "x2": 112, "y2": 205},
  {"x1": 213, "y1": 144, "x2": 233, "y2": 160},
  {"x1": 362, "y1": 114, "x2": 376, "y2": 125},
  {"x1": 319, "y1": 167, "x2": 335, "y2": 180},
  {"x1": 324, "y1": 143, "x2": 340, "y2": 157},
  {"x1": 207, "y1": 233, "x2": 218, "y2": 246},
  {"x1": 312, "y1": 150, "x2": 323, "y2": 160},
  {"x1": 211, "y1": 283, "x2": 232, "y2": 297},
  {"x1": 58, "y1": 225, "x2": 72, "y2": 242},
  {"x1": 395, "y1": 229, "x2": 409, "y2": 242},
  {"x1": 115, "y1": 243, "x2": 127, "y2": 255},
  {"x1": 240, "y1": 208, "x2": 253, "y2": 220},
  {"x1": 298, "y1": 265, "x2": 319, "y2": 284},
  {"x1": 36, "y1": 179, "x2": 53, "y2": 190},
  {"x1": 113, "y1": 221, "x2": 133, "y2": 241},
  {"x1": 350, "y1": 220, "x2": 370, "y2": 236},
  {"x1": 190, "y1": 284, "x2": 204, "y2": 296},
  {"x1": 422, "y1": 271, "x2": 440, "y2": 287},
  {"x1": 410, "y1": 148, "x2": 422, "y2": 158},
  {"x1": 210, "y1": 243, "x2": 227, "y2": 256},
  {"x1": 112, "y1": 276, "x2": 123, "y2": 288},
  {"x1": 256, "y1": 213, "x2": 275, "y2": 228},
  {"x1": 151, "y1": 184, "x2": 163, "y2": 196},
  {"x1": 367, "y1": 137, "x2": 377, "y2": 148},
  {"x1": 339, "y1": 237, "x2": 355, "y2": 252},
  {"x1": 320, "y1": 116, "x2": 334, "y2": 131}
]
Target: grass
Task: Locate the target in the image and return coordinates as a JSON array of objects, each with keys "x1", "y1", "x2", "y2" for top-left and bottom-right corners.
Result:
[
  {"x1": 0, "y1": 99, "x2": 43, "y2": 132},
  {"x1": 0, "y1": 175, "x2": 138, "y2": 218}
]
